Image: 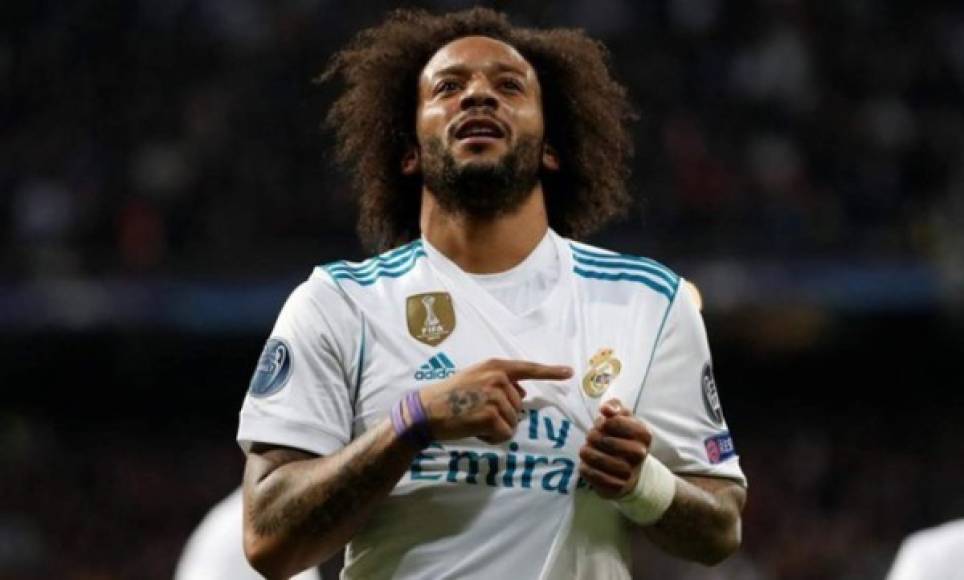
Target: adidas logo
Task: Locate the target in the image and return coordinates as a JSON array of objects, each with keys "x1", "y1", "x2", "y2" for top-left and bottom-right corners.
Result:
[{"x1": 414, "y1": 352, "x2": 457, "y2": 381}]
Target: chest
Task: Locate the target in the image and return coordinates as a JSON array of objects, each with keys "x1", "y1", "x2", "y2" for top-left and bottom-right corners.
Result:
[{"x1": 351, "y1": 287, "x2": 662, "y2": 436}]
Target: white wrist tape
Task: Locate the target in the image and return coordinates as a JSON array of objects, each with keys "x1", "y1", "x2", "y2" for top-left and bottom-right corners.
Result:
[{"x1": 615, "y1": 455, "x2": 676, "y2": 525}]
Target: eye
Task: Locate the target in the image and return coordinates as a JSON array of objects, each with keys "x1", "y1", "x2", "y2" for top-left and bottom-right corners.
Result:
[
  {"x1": 500, "y1": 78, "x2": 523, "y2": 92},
  {"x1": 436, "y1": 80, "x2": 461, "y2": 95}
]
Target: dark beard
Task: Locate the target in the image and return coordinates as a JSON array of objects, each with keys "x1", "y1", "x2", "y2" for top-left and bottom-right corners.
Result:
[{"x1": 421, "y1": 136, "x2": 541, "y2": 220}]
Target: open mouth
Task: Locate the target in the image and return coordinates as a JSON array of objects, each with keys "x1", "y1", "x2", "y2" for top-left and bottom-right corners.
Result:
[{"x1": 454, "y1": 117, "x2": 506, "y2": 141}]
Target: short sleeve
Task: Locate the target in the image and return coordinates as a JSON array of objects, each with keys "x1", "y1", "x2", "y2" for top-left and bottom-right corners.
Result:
[
  {"x1": 237, "y1": 273, "x2": 362, "y2": 457},
  {"x1": 635, "y1": 280, "x2": 747, "y2": 486}
]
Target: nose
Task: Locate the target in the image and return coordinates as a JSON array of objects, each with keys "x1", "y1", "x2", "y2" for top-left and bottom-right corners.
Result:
[{"x1": 459, "y1": 78, "x2": 498, "y2": 111}]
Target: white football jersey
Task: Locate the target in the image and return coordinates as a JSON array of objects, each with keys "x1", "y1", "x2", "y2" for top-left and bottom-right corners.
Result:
[
  {"x1": 887, "y1": 520, "x2": 964, "y2": 580},
  {"x1": 238, "y1": 229, "x2": 746, "y2": 580}
]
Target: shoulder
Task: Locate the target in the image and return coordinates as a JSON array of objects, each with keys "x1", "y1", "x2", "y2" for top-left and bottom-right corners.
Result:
[
  {"x1": 890, "y1": 520, "x2": 964, "y2": 579},
  {"x1": 900, "y1": 519, "x2": 964, "y2": 555},
  {"x1": 274, "y1": 262, "x2": 364, "y2": 342},
  {"x1": 318, "y1": 239, "x2": 426, "y2": 288},
  {"x1": 566, "y1": 239, "x2": 681, "y2": 304}
]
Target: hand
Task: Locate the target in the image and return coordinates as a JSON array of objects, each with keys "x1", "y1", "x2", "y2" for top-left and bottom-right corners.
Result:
[
  {"x1": 419, "y1": 358, "x2": 573, "y2": 444},
  {"x1": 579, "y1": 399, "x2": 653, "y2": 499}
]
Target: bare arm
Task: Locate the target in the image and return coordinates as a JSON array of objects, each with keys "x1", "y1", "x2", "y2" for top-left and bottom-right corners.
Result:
[
  {"x1": 242, "y1": 420, "x2": 415, "y2": 579},
  {"x1": 243, "y1": 359, "x2": 573, "y2": 579},
  {"x1": 579, "y1": 400, "x2": 746, "y2": 566},
  {"x1": 643, "y1": 474, "x2": 746, "y2": 565}
]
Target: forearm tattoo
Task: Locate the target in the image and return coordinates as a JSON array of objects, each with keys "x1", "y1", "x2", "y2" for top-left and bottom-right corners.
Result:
[
  {"x1": 251, "y1": 426, "x2": 410, "y2": 538},
  {"x1": 650, "y1": 490, "x2": 712, "y2": 538},
  {"x1": 644, "y1": 477, "x2": 743, "y2": 560}
]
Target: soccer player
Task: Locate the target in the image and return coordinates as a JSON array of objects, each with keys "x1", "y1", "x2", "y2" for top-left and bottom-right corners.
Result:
[
  {"x1": 886, "y1": 519, "x2": 964, "y2": 580},
  {"x1": 238, "y1": 8, "x2": 746, "y2": 579}
]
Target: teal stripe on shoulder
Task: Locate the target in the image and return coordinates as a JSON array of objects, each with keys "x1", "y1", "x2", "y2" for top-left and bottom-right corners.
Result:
[
  {"x1": 324, "y1": 248, "x2": 426, "y2": 286},
  {"x1": 570, "y1": 254, "x2": 677, "y2": 287},
  {"x1": 572, "y1": 266, "x2": 679, "y2": 302},
  {"x1": 569, "y1": 243, "x2": 678, "y2": 284},
  {"x1": 325, "y1": 249, "x2": 420, "y2": 278},
  {"x1": 325, "y1": 240, "x2": 422, "y2": 276},
  {"x1": 381, "y1": 239, "x2": 423, "y2": 260}
]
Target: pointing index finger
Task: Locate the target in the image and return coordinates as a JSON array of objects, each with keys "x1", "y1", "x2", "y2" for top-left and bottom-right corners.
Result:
[{"x1": 499, "y1": 360, "x2": 574, "y2": 382}]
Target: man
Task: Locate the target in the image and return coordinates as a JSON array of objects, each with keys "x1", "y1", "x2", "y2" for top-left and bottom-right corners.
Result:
[
  {"x1": 886, "y1": 519, "x2": 964, "y2": 580},
  {"x1": 238, "y1": 8, "x2": 746, "y2": 579}
]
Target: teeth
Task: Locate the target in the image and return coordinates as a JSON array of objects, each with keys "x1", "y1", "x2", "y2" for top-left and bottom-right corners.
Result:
[
  {"x1": 461, "y1": 126, "x2": 499, "y2": 138},
  {"x1": 458, "y1": 121, "x2": 501, "y2": 139}
]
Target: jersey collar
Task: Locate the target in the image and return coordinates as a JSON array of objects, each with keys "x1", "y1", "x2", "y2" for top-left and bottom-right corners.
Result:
[{"x1": 420, "y1": 229, "x2": 575, "y2": 335}]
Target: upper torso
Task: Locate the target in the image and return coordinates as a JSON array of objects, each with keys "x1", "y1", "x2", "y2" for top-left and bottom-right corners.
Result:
[{"x1": 238, "y1": 230, "x2": 745, "y2": 580}]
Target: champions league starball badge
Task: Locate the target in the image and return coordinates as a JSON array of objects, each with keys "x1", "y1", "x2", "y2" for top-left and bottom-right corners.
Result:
[
  {"x1": 582, "y1": 348, "x2": 622, "y2": 398},
  {"x1": 248, "y1": 338, "x2": 293, "y2": 398},
  {"x1": 406, "y1": 292, "x2": 456, "y2": 346}
]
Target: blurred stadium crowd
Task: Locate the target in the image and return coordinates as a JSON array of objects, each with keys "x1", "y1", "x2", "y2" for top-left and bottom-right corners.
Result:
[
  {"x1": 3, "y1": 1, "x2": 964, "y2": 579},
  {"x1": 4, "y1": 0, "x2": 964, "y2": 284}
]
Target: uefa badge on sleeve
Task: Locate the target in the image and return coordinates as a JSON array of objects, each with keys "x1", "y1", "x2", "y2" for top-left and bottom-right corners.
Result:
[
  {"x1": 248, "y1": 338, "x2": 293, "y2": 397},
  {"x1": 704, "y1": 432, "x2": 736, "y2": 464},
  {"x1": 406, "y1": 292, "x2": 456, "y2": 346}
]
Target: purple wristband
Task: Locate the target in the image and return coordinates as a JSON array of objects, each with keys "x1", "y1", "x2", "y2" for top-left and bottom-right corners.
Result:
[
  {"x1": 390, "y1": 399, "x2": 409, "y2": 441},
  {"x1": 391, "y1": 399, "x2": 424, "y2": 449},
  {"x1": 390, "y1": 393, "x2": 431, "y2": 450},
  {"x1": 404, "y1": 390, "x2": 433, "y2": 448}
]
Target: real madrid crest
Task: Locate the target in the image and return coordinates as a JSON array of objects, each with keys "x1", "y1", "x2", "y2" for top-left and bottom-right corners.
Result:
[
  {"x1": 582, "y1": 348, "x2": 622, "y2": 398},
  {"x1": 406, "y1": 292, "x2": 456, "y2": 346}
]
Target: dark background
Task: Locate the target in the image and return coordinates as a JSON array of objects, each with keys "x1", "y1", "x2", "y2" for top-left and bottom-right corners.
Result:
[{"x1": 2, "y1": 1, "x2": 963, "y2": 579}]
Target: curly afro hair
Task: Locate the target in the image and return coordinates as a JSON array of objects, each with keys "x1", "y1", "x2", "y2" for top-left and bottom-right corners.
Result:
[{"x1": 320, "y1": 7, "x2": 636, "y2": 251}]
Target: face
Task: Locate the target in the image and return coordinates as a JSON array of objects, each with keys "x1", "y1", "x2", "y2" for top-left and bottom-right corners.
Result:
[{"x1": 408, "y1": 35, "x2": 558, "y2": 218}]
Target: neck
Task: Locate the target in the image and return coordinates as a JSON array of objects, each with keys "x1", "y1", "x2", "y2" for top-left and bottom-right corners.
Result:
[{"x1": 420, "y1": 184, "x2": 549, "y2": 274}]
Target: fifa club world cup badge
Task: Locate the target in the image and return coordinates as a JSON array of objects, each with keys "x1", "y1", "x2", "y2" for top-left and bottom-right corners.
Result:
[
  {"x1": 582, "y1": 348, "x2": 622, "y2": 398},
  {"x1": 407, "y1": 292, "x2": 456, "y2": 346}
]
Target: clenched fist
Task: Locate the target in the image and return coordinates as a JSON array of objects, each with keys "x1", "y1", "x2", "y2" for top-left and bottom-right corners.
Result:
[{"x1": 579, "y1": 399, "x2": 653, "y2": 499}]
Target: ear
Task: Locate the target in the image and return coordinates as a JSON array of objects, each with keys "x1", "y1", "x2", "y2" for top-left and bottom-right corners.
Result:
[
  {"x1": 401, "y1": 146, "x2": 420, "y2": 176},
  {"x1": 541, "y1": 143, "x2": 560, "y2": 172}
]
